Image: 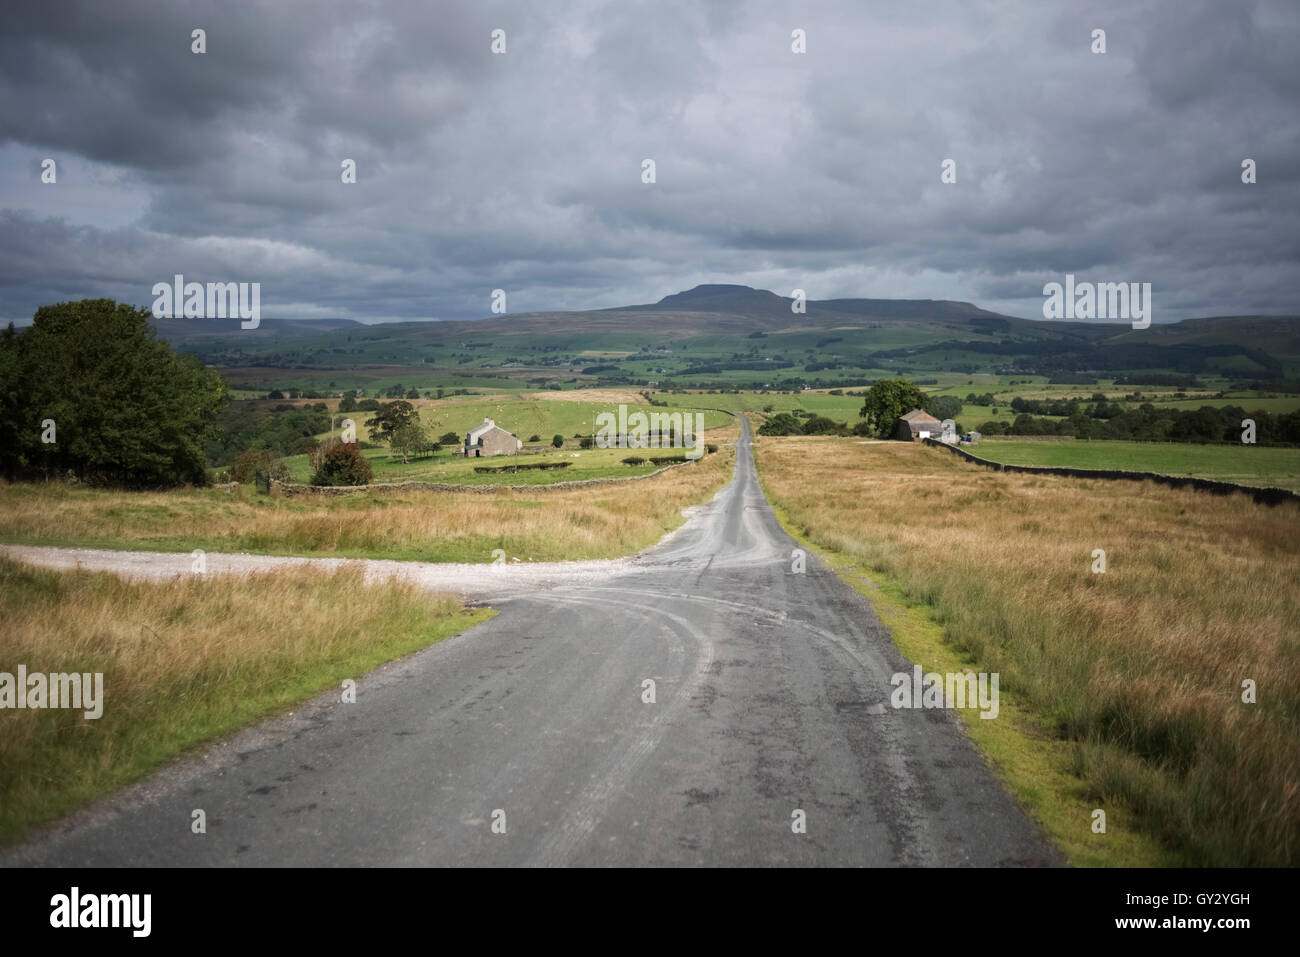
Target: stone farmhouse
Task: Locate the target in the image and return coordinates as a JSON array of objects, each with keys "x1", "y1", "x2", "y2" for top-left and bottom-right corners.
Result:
[
  {"x1": 894, "y1": 409, "x2": 943, "y2": 441},
  {"x1": 464, "y1": 418, "x2": 523, "y2": 457}
]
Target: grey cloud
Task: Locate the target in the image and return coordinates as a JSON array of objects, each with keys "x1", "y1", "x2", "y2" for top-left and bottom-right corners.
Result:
[{"x1": 0, "y1": 0, "x2": 1296, "y2": 325}]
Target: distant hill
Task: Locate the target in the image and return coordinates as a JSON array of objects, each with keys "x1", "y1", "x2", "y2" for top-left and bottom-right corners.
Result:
[
  {"x1": 147, "y1": 316, "x2": 368, "y2": 341},
  {"x1": 621, "y1": 283, "x2": 1016, "y2": 324},
  {"x1": 139, "y1": 282, "x2": 1299, "y2": 389}
]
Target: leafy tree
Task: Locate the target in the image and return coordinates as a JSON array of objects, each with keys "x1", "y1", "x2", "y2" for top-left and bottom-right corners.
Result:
[
  {"x1": 801, "y1": 416, "x2": 845, "y2": 435},
  {"x1": 405, "y1": 388, "x2": 420, "y2": 399},
  {"x1": 758, "y1": 412, "x2": 801, "y2": 435},
  {"x1": 440, "y1": 431, "x2": 460, "y2": 445},
  {"x1": 0, "y1": 299, "x2": 225, "y2": 485},
  {"x1": 389, "y1": 420, "x2": 428, "y2": 464},
  {"x1": 365, "y1": 400, "x2": 418, "y2": 444},
  {"x1": 552, "y1": 434, "x2": 564, "y2": 448},
  {"x1": 859, "y1": 378, "x2": 929, "y2": 438},
  {"x1": 527, "y1": 434, "x2": 541, "y2": 443},
  {"x1": 338, "y1": 394, "x2": 358, "y2": 413},
  {"x1": 929, "y1": 395, "x2": 963, "y2": 420},
  {"x1": 310, "y1": 440, "x2": 373, "y2": 486}
]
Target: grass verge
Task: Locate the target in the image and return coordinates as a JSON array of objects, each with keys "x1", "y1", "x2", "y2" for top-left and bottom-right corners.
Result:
[
  {"x1": 0, "y1": 557, "x2": 492, "y2": 845},
  {"x1": 768, "y1": 507, "x2": 1172, "y2": 866}
]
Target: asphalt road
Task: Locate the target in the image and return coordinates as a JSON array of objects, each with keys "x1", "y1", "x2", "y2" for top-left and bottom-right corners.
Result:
[{"x1": 4, "y1": 418, "x2": 1061, "y2": 866}]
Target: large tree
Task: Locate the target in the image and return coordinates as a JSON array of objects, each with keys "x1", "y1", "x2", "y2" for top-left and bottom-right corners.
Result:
[
  {"x1": 389, "y1": 420, "x2": 428, "y2": 464},
  {"x1": 859, "y1": 378, "x2": 930, "y2": 438},
  {"x1": 364, "y1": 400, "x2": 418, "y2": 445},
  {"x1": 0, "y1": 299, "x2": 226, "y2": 485}
]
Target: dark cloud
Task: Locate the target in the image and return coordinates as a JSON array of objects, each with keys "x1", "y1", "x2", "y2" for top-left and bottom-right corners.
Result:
[{"x1": 1, "y1": 0, "x2": 1296, "y2": 324}]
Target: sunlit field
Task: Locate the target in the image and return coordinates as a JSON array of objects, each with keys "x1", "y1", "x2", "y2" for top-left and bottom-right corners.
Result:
[{"x1": 755, "y1": 436, "x2": 1300, "y2": 865}]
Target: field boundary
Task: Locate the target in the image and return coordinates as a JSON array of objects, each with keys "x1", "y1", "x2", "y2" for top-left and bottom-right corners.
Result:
[
  {"x1": 270, "y1": 458, "x2": 701, "y2": 497},
  {"x1": 923, "y1": 438, "x2": 1299, "y2": 506}
]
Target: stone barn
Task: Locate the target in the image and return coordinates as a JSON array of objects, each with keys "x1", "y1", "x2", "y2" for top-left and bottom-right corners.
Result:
[
  {"x1": 464, "y1": 418, "x2": 523, "y2": 457},
  {"x1": 894, "y1": 409, "x2": 943, "y2": 441}
]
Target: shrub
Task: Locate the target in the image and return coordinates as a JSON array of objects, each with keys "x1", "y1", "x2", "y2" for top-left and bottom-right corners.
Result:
[
  {"x1": 552, "y1": 434, "x2": 564, "y2": 448},
  {"x1": 310, "y1": 441, "x2": 374, "y2": 486},
  {"x1": 229, "y1": 449, "x2": 289, "y2": 485},
  {"x1": 622, "y1": 456, "x2": 646, "y2": 465}
]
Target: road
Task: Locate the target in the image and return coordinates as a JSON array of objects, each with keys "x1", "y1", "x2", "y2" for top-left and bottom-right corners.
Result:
[{"x1": 3, "y1": 418, "x2": 1061, "y2": 866}]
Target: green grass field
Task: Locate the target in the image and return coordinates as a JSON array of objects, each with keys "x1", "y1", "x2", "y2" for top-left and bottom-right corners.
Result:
[
  {"x1": 969, "y1": 439, "x2": 1300, "y2": 491},
  {"x1": 283, "y1": 444, "x2": 700, "y2": 485}
]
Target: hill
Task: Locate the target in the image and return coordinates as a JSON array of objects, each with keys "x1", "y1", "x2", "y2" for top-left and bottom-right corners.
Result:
[{"x1": 138, "y1": 284, "x2": 1300, "y2": 392}]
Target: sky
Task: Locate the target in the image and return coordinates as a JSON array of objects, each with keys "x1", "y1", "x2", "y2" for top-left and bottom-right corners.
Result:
[{"x1": 1, "y1": 0, "x2": 1297, "y2": 325}]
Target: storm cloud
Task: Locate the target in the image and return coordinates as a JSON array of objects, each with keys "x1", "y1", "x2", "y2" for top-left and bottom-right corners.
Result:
[{"x1": 1, "y1": 0, "x2": 1297, "y2": 323}]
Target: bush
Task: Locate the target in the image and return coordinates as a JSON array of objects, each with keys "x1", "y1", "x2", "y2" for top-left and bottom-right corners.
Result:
[
  {"x1": 579, "y1": 436, "x2": 594, "y2": 449},
  {"x1": 528, "y1": 434, "x2": 541, "y2": 443},
  {"x1": 229, "y1": 449, "x2": 289, "y2": 484},
  {"x1": 310, "y1": 441, "x2": 374, "y2": 486},
  {"x1": 706, "y1": 444, "x2": 718, "y2": 454},
  {"x1": 552, "y1": 434, "x2": 564, "y2": 448},
  {"x1": 622, "y1": 456, "x2": 646, "y2": 465},
  {"x1": 439, "y1": 431, "x2": 460, "y2": 445}
]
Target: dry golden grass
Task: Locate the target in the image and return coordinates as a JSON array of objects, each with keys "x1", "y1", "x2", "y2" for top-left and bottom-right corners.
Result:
[
  {"x1": 0, "y1": 558, "x2": 489, "y2": 842},
  {"x1": 0, "y1": 440, "x2": 736, "y2": 563},
  {"x1": 756, "y1": 435, "x2": 1300, "y2": 866}
]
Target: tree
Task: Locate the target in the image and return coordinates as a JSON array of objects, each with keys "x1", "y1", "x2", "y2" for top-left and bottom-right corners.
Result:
[
  {"x1": 365, "y1": 400, "x2": 418, "y2": 444},
  {"x1": 338, "y1": 394, "x2": 358, "y2": 413},
  {"x1": 801, "y1": 416, "x2": 845, "y2": 435},
  {"x1": 929, "y1": 395, "x2": 963, "y2": 421},
  {"x1": 310, "y1": 440, "x2": 373, "y2": 486},
  {"x1": 552, "y1": 434, "x2": 564, "y2": 448},
  {"x1": 0, "y1": 299, "x2": 226, "y2": 485},
  {"x1": 757, "y1": 412, "x2": 801, "y2": 436},
  {"x1": 440, "y1": 431, "x2": 460, "y2": 445},
  {"x1": 859, "y1": 378, "x2": 929, "y2": 438},
  {"x1": 389, "y1": 420, "x2": 428, "y2": 464}
]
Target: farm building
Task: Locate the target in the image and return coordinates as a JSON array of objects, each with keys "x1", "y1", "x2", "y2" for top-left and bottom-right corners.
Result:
[
  {"x1": 464, "y1": 418, "x2": 523, "y2": 457},
  {"x1": 894, "y1": 409, "x2": 943, "y2": 441}
]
